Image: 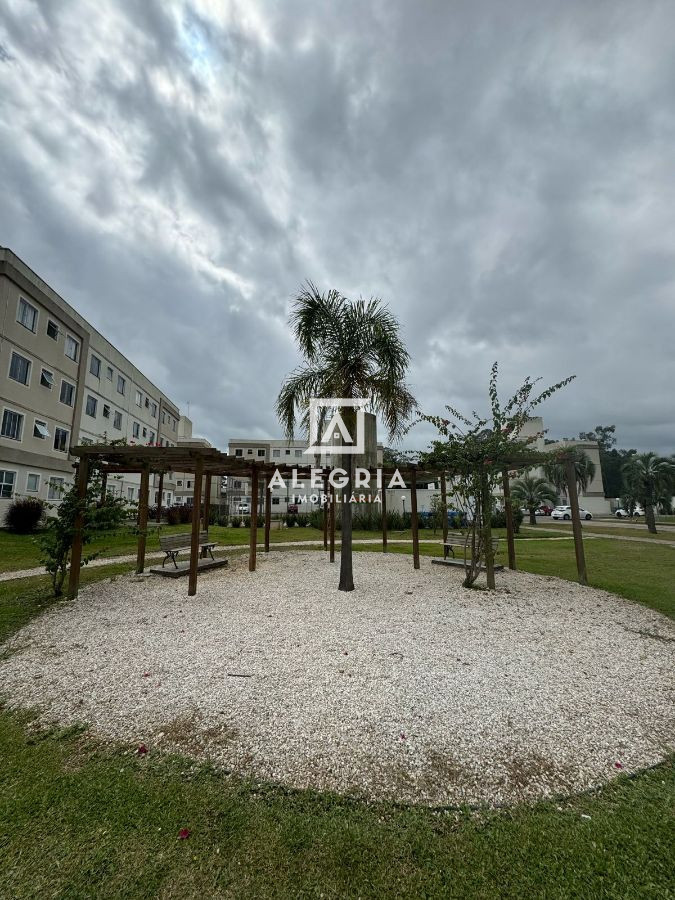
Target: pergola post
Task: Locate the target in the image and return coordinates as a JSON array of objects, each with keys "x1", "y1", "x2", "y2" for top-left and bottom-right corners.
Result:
[
  {"x1": 440, "y1": 472, "x2": 448, "y2": 544},
  {"x1": 188, "y1": 457, "x2": 204, "y2": 596},
  {"x1": 502, "y1": 467, "x2": 517, "y2": 570},
  {"x1": 322, "y1": 471, "x2": 329, "y2": 551},
  {"x1": 100, "y1": 469, "x2": 107, "y2": 504},
  {"x1": 410, "y1": 465, "x2": 420, "y2": 570},
  {"x1": 565, "y1": 459, "x2": 588, "y2": 585},
  {"x1": 381, "y1": 478, "x2": 388, "y2": 552},
  {"x1": 329, "y1": 481, "x2": 336, "y2": 562},
  {"x1": 156, "y1": 472, "x2": 164, "y2": 523},
  {"x1": 249, "y1": 464, "x2": 258, "y2": 572},
  {"x1": 203, "y1": 473, "x2": 212, "y2": 530},
  {"x1": 67, "y1": 456, "x2": 90, "y2": 600},
  {"x1": 264, "y1": 473, "x2": 271, "y2": 552},
  {"x1": 136, "y1": 466, "x2": 150, "y2": 575},
  {"x1": 482, "y1": 471, "x2": 496, "y2": 589}
]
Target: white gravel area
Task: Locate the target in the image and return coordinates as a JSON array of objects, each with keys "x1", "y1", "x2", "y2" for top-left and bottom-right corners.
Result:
[{"x1": 1, "y1": 551, "x2": 673, "y2": 807}]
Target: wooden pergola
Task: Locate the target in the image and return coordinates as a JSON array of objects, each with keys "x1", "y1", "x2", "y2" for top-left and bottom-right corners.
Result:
[{"x1": 67, "y1": 444, "x2": 589, "y2": 598}]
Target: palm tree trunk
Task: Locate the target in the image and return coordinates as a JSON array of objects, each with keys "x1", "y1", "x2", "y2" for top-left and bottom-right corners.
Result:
[
  {"x1": 529, "y1": 507, "x2": 536, "y2": 526},
  {"x1": 339, "y1": 452, "x2": 355, "y2": 591},
  {"x1": 645, "y1": 502, "x2": 657, "y2": 534}
]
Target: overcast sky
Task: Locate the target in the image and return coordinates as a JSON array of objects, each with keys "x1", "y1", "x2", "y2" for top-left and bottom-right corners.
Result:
[{"x1": 1, "y1": 0, "x2": 673, "y2": 454}]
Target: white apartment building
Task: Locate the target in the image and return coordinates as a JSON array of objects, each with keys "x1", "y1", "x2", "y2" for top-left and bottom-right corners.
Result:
[{"x1": 0, "y1": 248, "x2": 182, "y2": 517}]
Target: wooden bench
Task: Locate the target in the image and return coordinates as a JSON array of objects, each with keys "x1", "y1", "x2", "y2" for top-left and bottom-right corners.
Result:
[
  {"x1": 159, "y1": 531, "x2": 216, "y2": 568},
  {"x1": 443, "y1": 534, "x2": 499, "y2": 560}
]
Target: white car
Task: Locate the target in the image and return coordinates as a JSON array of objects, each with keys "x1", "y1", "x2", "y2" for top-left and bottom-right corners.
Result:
[
  {"x1": 615, "y1": 505, "x2": 644, "y2": 518},
  {"x1": 551, "y1": 505, "x2": 593, "y2": 521},
  {"x1": 236, "y1": 503, "x2": 250, "y2": 514}
]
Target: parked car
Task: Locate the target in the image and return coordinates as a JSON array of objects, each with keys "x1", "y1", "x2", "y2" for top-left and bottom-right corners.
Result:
[
  {"x1": 237, "y1": 503, "x2": 250, "y2": 514},
  {"x1": 615, "y1": 505, "x2": 644, "y2": 518},
  {"x1": 537, "y1": 505, "x2": 554, "y2": 516},
  {"x1": 551, "y1": 505, "x2": 592, "y2": 521}
]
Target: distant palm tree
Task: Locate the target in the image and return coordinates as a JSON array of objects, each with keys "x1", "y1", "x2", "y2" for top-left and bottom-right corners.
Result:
[
  {"x1": 544, "y1": 447, "x2": 596, "y2": 500},
  {"x1": 277, "y1": 283, "x2": 415, "y2": 591},
  {"x1": 510, "y1": 474, "x2": 558, "y2": 526},
  {"x1": 622, "y1": 453, "x2": 674, "y2": 534}
]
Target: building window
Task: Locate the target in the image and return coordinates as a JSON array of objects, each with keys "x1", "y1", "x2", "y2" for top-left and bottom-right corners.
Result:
[
  {"x1": 26, "y1": 473, "x2": 40, "y2": 492},
  {"x1": 59, "y1": 380, "x2": 75, "y2": 406},
  {"x1": 257, "y1": 449, "x2": 265, "y2": 457},
  {"x1": 273, "y1": 449, "x2": 280, "y2": 458},
  {"x1": 247, "y1": 448, "x2": 253, "y2": 455},
  {"x1": 65, "y1": 335, "x2": 79, "y2": 362},
  {"x1": 117, "y1": 375, "x2": 126, "y2": 395},
  {"x1": 295, "y1": 449, "x2": 302, "y2": 457},
  {"x1": 234, "y1": 480, "x2": 242, "y2": 489},
  {"x1": 85, "y1": 395, "x2": 97, "y2": 417},
  {"x1": 17, "y1": 297, "x2": 38, "y2": 332},
  {"x1": 149, "y1": 431, "x2": 155, "y2": 443},
  {"x1": 90, "y1": 355, "x2": 101, "y2": 377},
  {"x1": 103, "y1": 404, "x2": 110, "y2": 418},
  {"x1": 144, "y1": 397, "x2": 149, "y2": 409},
  {"x1": 187, "y1": 481, "x2": 192, "y2": 489},
  {"x1": 106, "y1": 366, "x2": 113, "y2": 380},
  {"x1": 40, "y1": 368, "x2": 54, "y2": 389},
  {"x1": 33, "y1": 420, "x2": 50, "y2": 439},
  {"x1": 48, "y1": 477, "x2": 65, "y2": 500},
  {"x1": 53, "y1": 427, "x2": 69, "y2": 452},
  {"x1": 0, "y1": 470, "x2": 16, "y2": 498},
  {"x1": 47, "y1": 319, "x2": 59, "y2": 340},
  {"x1": 132, "y1": 422, "x2": 140, "y2": 438},
  {"x1": 142, "y1": 427, "x2": 147, "y2": 438},
  {"x1": 235, "y1": 448, "x2": 243, "y2": 457},
  {"x1": 9, "y1": 351, "x2": 31, "y2": 385},
  {"x1": 285, "y1": 449, "x2": 291, "y2": 455},
  {"x1": 127, "y1": 487, "x2": 135, "y2": 500},
  {"x1": 150, "y1": 402, "x2": 157, "y2": 417},
  {"x1": 177, "y1": 480, "x2": 183, "y2": 487},
  {"x1": 113, "y1": 411, "x2": 122, "y2": 430},
  {"x1": 1, "y1": 409, "x2": 23, "y2": 441},
  {"x1": 135, "y1": 390, "x2": 142, "y2": 406},
  {"x1": 272, "y1": 497, "x2": 280, "y2": 505}
]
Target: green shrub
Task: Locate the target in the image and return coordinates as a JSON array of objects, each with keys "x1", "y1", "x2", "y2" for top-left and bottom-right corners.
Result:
[
  {"x1": 285, "y1": 513, "x2": 297, "y2": 528},
  {"x1": 308, "y1": 508, "x2": 324, "y2": 529},
  {"x1": 4, "y1": 497, "x2": 45, "y2": 533},
  {"x1": 230, "y1": 517, "x2": 241, "y2": 528}
]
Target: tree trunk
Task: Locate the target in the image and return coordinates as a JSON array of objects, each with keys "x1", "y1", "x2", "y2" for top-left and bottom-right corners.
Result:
[
  {"x1": 529, "y1": 507, "x2": 536, "y2": 526},
  {"x1": 339, "y1": 452, "x2": 355, "y2": 591},
  {"x1": 645, "y1": 502, "x2": 657, "y2": 534}
]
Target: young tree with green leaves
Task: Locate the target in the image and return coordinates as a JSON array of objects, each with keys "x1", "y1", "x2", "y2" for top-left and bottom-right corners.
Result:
[
  {"x1": 621, "y1": 453, "x2": 675, "y2": 534},
  {"x1": 544, "y1": 447, "x2": 596, "y2": 500},
  {"x1": 277, "y1": 283, "x2": 415, "y2": 591},
  {"x1": 510, "y1": 473, "x2": 558, "y2": 525}
]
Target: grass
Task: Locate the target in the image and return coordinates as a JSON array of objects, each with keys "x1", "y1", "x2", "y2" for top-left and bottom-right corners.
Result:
[
  {"x1": 0, "y1": 536, "x2": 673, "y2": 896},
  {"x1": 528, "y1": 522, "x2": 675, "y2": 541},
  {"x1": 0, "y1": 709, "x2": 672, "y2": 899}
]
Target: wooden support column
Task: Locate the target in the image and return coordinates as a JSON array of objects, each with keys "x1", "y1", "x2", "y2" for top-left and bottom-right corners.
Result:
[
  {"x1": 440, "y1": 472, "x2": 448, "y2": 544},
  {"x1": 249, "y1": 464, "x2": 258, "y2": 572},
  {"x1": 136, "y1": 466, "x2": 150, "y2": 575},
  {"x1": 188, "y1": 458, "x2": 204, "y2": 596},
  {"x1": 156, "y1": 472, "x2": 164, "y2": 523},
  {"x1": 329, "y1": 481, "x2": 336, "y2": 562},
  {"x1": 203, "y1": 473, "x2": 212, "y2": 530},
  {"x1": 482, "y1": 472, "x2": 496, "y2": 589},
  {"x1": 100, "y1": 469, "x2": 107, "y2": 504},
  {"x1": 67, "y1": 456, "x2": 90, "y2": 600},
  {"x1": 381, "y1": 477, "x2": 388, "y2": 553},
  {"x1": 264, "y1": 473, "x2": 271, "y2": 553},
  {"x1": 565, "y1": 459, "x2": 588, "y2": 585},
  {"x1": 410, "y1": 466, "x2": 420, "y2": 570},
  {"x1": 323, "y1": 472, "x2": 329, "y2": 551},
  {"x1": 502, "y1": 468, "x2": 517, "y2": 570}
]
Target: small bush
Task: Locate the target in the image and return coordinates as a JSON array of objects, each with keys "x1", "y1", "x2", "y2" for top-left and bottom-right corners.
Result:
[
  {"x1": 4, "y1": 497, "x2": 45, "y2": 533},
  {"x1": 166, "y1": 506, "x2": 193, "y2": 526},
  {"x1": 285, "y1": 513, "x2": 297, "y2": 528},
  {"x1": 308, "y1": 508, "x2": 324, "y2": 529},
  {"x1": 230, "y1": 517, "x2": 242, "y2": 528},
  {"x1": 242, "y1": 516, "x2": 251, "y2": 529}
]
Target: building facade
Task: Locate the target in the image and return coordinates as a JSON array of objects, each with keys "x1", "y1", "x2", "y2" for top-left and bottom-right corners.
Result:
[{"x1": 0, "y1": 248, "x2": 182, "y2": 516}]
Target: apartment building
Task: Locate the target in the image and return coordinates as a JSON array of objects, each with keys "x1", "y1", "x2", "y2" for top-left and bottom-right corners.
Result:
[
  {"x1": 0, "y1": 248, "x2": 182, "y2": 516},
  {"x1": 171, "y1": 416, "x2": 225, "y2": 508}
]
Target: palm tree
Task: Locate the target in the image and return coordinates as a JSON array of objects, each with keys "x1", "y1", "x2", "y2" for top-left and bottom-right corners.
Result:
[
  {"x1": 622, "y1": 453, "x2": 674, "y2": 534},
  {"x1": 510, "y1": 474, "x2": 558, "y2": 525},
  {"x1": 277, "y1": 284, "x2": 415, "y2": 591},
  {"x1": 544, "y1": 447, "x2": 596, "y2": 500}
]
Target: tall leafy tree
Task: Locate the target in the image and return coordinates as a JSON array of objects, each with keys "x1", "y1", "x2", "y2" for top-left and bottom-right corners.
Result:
[
  {"x1": 510, "y1": 474, "x2": 558, "y2": 525},
  {"x1": 621, "y1": 453, "x2": 674, "y2": 534},
  {"x1": 544, "y1": 447, "x2": 596, "y2": 499},
  {"x1": 277, "y1": 283, "x2": 415, "y2": 591}
]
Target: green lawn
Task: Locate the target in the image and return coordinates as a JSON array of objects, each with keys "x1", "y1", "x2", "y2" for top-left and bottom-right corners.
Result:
[
  {"x1": 1, "y1": 538, "x2": 673, "y2": 896},
  {"x1": 527, "y1": 522, "x2": 675, "y2": 541}
]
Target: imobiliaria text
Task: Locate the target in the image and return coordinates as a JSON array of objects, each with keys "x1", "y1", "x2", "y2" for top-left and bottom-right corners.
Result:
[{"x1": 267, "y1": 467, "x2": 407, "y2": 504}]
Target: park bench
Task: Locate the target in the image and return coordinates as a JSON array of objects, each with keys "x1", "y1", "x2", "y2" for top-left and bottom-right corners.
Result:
[
  {"x1": 159, "y1": 531, "x2": 216, "y2": 568},
  {"x1": 443, "y1": 534, "x2": 499, "y2": 561}
]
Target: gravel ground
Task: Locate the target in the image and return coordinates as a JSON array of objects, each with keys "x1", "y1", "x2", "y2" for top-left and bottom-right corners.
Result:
[{"x1": 1, "y1": 551, "x2": 673, "y2": 807}]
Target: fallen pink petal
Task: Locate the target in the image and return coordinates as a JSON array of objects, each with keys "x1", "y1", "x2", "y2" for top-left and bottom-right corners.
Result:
[{"x1": 178, "y1": 828, "x2": 191, "y2": 840}]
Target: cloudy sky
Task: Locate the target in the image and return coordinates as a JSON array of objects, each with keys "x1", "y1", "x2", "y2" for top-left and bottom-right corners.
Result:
[{"x1": 1, "y1": 0, "x2": 673, "y2": 453}]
